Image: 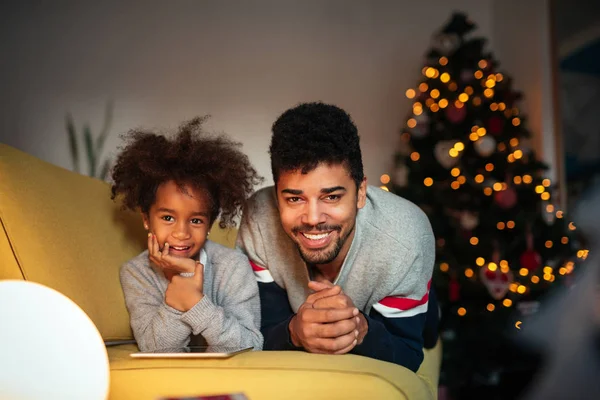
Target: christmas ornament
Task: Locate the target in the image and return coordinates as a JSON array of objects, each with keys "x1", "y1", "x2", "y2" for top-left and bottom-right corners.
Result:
[
  {"x1": 520, "y1": 231, "x2": 542, "y2": 271},
  {"x1": 494, "y1": 186, "x2": 517, "y2": 209},
  {"x1": 449, "y1": 275, "x2": 460, "y2": 302},
  {"x1": 411, "y1": 113, "x2": 430, "y2": 138},
  {"x1": 460, "y1": 70, "x2": 474, "y2": 83},
  {"x1": 432, "y1": 33, "x2": 460, "y2": 55},
  {"x1": 460, "y1": 211, "x2": 479, "y2": 230},
  {"x1": 445, "y1": 104, "x2": 467, "y2": 124},
  {"x1": 480, "y1": 265, "x2": 513, "y2": 300},
  {"x1": 486, "y1": 115, "x2": 504, "y2": 135},
  {"x1": 393, "y1": 164, "x2": 409, "y2": 187},
  {"x1": 434, "y1": 140, "x2": 461, "y2": 169},
  {"x1": 542, "y1": 201, "x2": 555, "y2": 225},
  {"x1": 474, "y1": 135, "x2": 496, "y2": 157}
]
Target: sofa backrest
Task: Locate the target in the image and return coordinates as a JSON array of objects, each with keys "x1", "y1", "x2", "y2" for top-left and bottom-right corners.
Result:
[{"x1": 0, "y1": 144, "x2": 238, "y2": 341}]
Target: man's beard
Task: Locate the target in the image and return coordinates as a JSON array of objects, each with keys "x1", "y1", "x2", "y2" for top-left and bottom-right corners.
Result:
[{"x1": 292, "y1": 223, "x2": 354, "y2": 265}]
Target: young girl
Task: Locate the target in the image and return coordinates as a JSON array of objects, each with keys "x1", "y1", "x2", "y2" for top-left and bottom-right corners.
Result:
[{"x1": 111, "y1": 117, "x2": 263, "y2": 352}]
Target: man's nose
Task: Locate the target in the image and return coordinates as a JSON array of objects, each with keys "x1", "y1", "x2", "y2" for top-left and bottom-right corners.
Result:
[{"x1": 302, "y1": 201, "x2": 326, "y2": 227}]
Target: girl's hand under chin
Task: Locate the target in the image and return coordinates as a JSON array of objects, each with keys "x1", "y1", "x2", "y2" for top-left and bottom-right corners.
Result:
[{"x1": 147, "y1": 233, "x2": 198, "y2": 274}]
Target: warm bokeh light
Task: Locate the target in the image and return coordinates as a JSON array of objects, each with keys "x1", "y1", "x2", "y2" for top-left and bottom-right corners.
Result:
[
  {"x1": 487, "y1": 303, "x2": 495, "y2": 312},
  {"x1": 458, "y1": 307, "x2": 467, "y2": 316},
  {"x1": 503, "y1": 299, "x2": 512, "y2": 307},
  {"x1": 535, "y1": 185, "x2": 545, "y2": 194},
  {"x1": 424, "y1": 177, "x2": 434, "y2": 187},
  {"x1": 470, "y1": 237, "x2": 479, "y2": 245},
  {"x1": 406, "y1": 89, "x2": 416, "y2": 99},
  {"x1": 380, "y1": 174, "x2": 391, "y2": 184},
  {"x1": 440, "y1": 262, "x2": 449, "y2": 272},
  {"x1": 410, "y1": 152, "x2": 420, "y2": 161},
  {"x1": 476, "y1": 257, "x2": 485, "y2": 266},
  {"x1": 465, "y1": 268, "x2": 474, "y2": 278},
  {"x1": 497, "y1": 222, "x2": 505, "y2": 230}
]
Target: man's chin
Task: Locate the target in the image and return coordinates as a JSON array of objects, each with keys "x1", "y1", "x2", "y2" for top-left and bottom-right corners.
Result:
[{"x1": 298, "y1": 246, "x2": 337, "y2": 265}]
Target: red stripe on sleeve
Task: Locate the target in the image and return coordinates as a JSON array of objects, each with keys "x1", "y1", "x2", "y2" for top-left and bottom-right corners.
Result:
[
  {"x1": 250, "y1": 260, "x2": 266, "y2": 272},
  {"x1": 378, "y1": 279, "x2": 431, "y2": 310}
]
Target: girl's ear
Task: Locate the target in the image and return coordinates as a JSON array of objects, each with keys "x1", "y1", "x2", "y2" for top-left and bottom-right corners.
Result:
[{"x1": 141, "y1": 212, "x2": 150, "y2": 230}]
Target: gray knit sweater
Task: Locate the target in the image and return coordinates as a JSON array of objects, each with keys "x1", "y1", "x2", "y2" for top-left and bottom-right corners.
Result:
[{"x1": 120, "y1": 240, "x2": 263, "y2": 352}]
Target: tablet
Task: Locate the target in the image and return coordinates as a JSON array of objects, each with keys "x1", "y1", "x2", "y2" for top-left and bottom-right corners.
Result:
[{"x1": 130, "y1": 346, "x2": 253, "y2": 359}]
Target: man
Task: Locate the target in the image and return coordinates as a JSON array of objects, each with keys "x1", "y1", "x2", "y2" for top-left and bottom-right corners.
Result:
[{"x1": 237, "y1": 102, "x2": 437, "y2": 372}]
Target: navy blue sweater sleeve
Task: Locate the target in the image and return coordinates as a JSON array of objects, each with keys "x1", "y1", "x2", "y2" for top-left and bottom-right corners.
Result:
[
  {"x1": 351, "y1": 308, "x2": 426, "y2": 372},
  {"x1": 258, "y1": 281, "x2": 302, "y2": 351}
]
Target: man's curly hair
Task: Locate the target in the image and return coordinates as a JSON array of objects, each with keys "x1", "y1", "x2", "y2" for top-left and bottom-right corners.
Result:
[
  {"x1": 269, "y1": 102, "x2": 364, "y2": 189},
  {"x1": 111, "y1": 116, "x2": 263, "y2": 228}
]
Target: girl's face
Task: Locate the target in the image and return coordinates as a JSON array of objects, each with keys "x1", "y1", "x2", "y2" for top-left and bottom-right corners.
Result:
[{"x1": 142, "y1": 180, "x2": 211, "y2": 260}]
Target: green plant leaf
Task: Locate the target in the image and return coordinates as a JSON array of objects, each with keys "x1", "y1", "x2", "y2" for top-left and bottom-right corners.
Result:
[
  {"x1": 99, "y1": 158, "x2": 111, "y2": 181},
  {"x1": 84, "y1": 124, "x2": 96, "y2": 177},
  {"x1": 66, "y1": 113, "x2": 80, "y2": 173},
  {"x1": 96, "y1": 100, "x2": 113, "y2": 156}
]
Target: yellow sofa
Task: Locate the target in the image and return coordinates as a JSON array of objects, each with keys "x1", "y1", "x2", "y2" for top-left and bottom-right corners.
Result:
[{"x1": 0, "y1": 143, "x2": 441, "y2": 400}]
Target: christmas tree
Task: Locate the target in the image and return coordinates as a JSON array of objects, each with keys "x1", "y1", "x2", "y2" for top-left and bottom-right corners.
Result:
[{"x1": 383, "y1": 12, "x2": 588, "y2": 398}]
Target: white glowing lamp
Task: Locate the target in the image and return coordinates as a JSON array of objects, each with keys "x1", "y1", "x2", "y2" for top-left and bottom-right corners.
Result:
[{"x1": 0, "y1": 281, "x2": 109, "y2": 400}]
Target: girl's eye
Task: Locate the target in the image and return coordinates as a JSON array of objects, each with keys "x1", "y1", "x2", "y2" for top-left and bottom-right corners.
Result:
[
  {"x1": 191, "y1": 218, "x2": 204, "y2": 225},
  {"x1": 161, "y1": 216, "x2": 174, "y2": 222}
]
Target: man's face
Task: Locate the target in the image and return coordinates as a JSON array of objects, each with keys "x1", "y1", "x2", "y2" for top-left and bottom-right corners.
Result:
[
  {"x1": 143, "y1": 180, "x2": 211, "y2": 260},
  {"x1": 276, "y1": 163, "x2": 367, "y2": 266}
]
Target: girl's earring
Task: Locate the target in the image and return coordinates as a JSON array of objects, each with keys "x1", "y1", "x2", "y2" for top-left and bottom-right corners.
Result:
[{"x1": 144, "y1": 224, "x2": 149, "y2": 230}]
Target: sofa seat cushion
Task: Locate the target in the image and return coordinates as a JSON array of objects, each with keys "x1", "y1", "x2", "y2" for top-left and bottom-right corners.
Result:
[{"x1": 107, "y1": 345, "x2": 434, "y2": 400}]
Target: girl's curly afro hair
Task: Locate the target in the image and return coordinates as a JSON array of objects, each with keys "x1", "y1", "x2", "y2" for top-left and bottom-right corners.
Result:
[{"x1": 111, "y1": 116, "x2": 263, "y2": 228}]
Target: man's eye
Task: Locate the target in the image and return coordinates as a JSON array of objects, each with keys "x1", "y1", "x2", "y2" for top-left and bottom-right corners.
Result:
[
  {"x1": 287, "y1": 197, "x2": 301, "y2": 203},
  {"x1": 161, "y1": 216, "x2": 174, "y2": 222},
  {"x1": 191, "y1": 218, "x2": 204, "y2": 225},
  {"x1": 325, "y1": 195, "x2": 340, "y2": 201}
]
